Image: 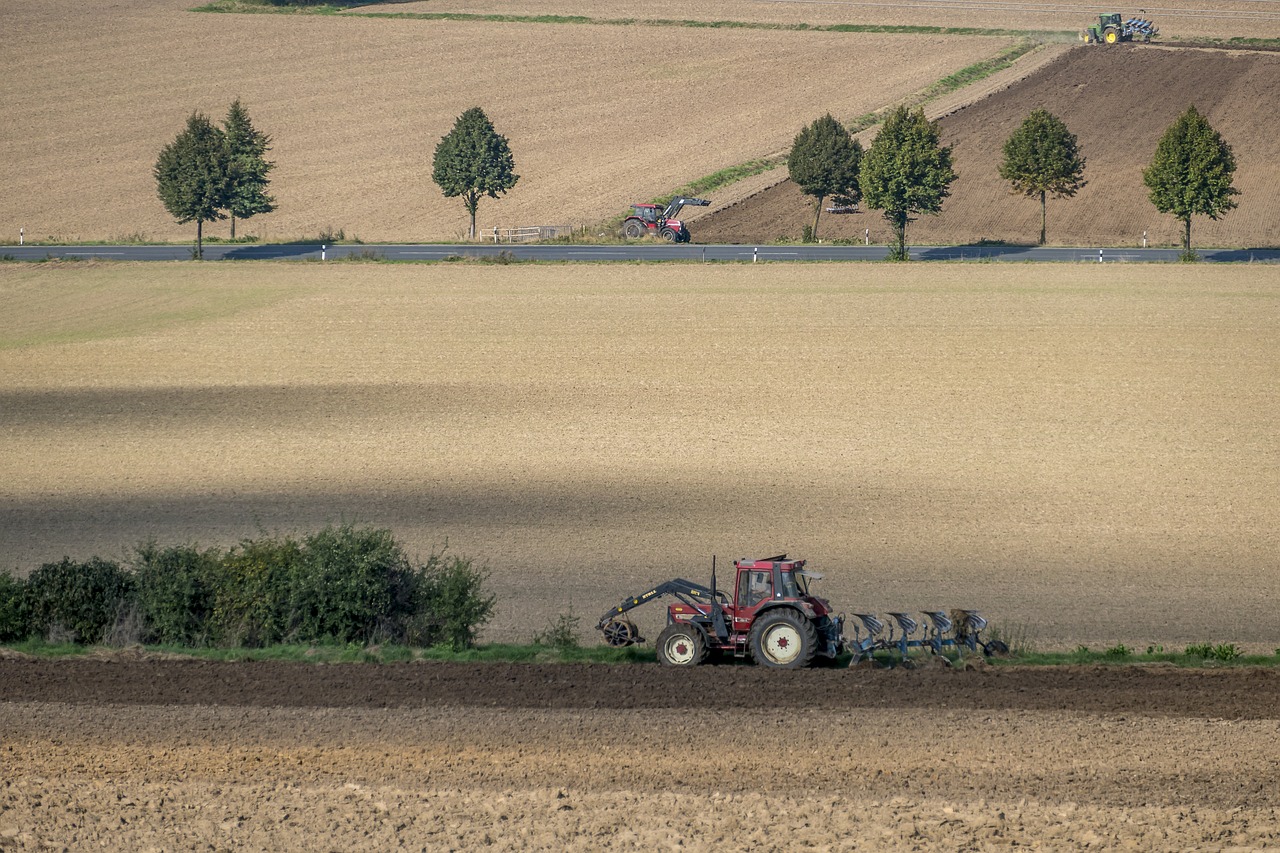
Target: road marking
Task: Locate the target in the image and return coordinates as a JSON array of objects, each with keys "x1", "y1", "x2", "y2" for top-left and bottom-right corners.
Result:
[{"x1": 63, "y1": 252, "x2": 127, "y2": 256}]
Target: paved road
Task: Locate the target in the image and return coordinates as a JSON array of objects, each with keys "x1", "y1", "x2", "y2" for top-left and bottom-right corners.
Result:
[{"x1": 3, "y1": 242, "x2": 1278, "y2": 263}]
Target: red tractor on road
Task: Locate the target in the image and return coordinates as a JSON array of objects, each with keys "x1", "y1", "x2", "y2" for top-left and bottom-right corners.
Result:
[
  {"x1": 622, "y1": 196, "x2": 710, "y2": 243},
  {"x1": 596, "y1": 555, "x2": 844, "y2": 668}
]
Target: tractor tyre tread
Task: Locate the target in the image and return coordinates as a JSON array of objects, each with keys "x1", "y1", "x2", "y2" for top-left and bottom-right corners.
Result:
[
  {"x1": 656, "y1": 622, "x2": 708, "y2": 667},
  {"x1": 748, "y1": 608, "x2": 817, "y2": 669}
]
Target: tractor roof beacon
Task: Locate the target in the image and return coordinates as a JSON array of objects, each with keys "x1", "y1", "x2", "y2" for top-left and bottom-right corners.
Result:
[
  {"x1": 621, "y1": 196, "x2": 710, "y2": 243},
  {"x1": 597, "y1": 555, "x2": 1008, "y2": 669}
]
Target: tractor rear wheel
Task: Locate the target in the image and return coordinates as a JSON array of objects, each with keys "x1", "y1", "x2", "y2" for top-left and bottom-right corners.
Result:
[
  {"x1": 1104, "y1": 27, "x2": 1119, "y2": 43},
  {"x1": 749, "y1": 609, "x2": 817, "y2": 669},
  {"x1": 623, "y1": 220, "x2": 647, "y2": 240},
  {"x1": 657, "y1": 622, "x2": 708, "y2": 667}
]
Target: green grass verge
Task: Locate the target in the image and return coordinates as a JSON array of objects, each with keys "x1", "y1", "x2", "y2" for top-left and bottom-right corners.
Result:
[
  {"x1": 5, "y1": 639, "x2": 1278, "y2": 667},
  {"x1": 191, "y1": 1, "x2": 1072, "y2": 40}
]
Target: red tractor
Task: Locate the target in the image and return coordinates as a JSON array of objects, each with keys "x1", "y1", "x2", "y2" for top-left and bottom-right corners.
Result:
[
  {"x1": 596, "y1": 555, "x2": 844, "y2": 668},
  {"x1": 622, "y1": 196, "x2": 710, "y2": 243}
]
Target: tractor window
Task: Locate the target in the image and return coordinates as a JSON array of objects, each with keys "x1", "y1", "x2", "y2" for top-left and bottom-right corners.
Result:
[{"x1": 746, "y1": 571, "x2": 772, "y2": 606}]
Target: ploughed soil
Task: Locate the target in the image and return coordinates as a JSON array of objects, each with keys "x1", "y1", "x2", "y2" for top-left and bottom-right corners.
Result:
[
  {"x1": 3, "y1": 658, "x2": 1280, "y2": 850},
  {"x1": 696, "y1": 45, "x2": 1280, "y2": 248}
]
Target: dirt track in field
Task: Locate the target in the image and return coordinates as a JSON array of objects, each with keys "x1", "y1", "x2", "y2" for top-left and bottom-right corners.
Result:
[
  {"x1": 3, "y1": 658, "x2": 1280, "y2": 849},
  {"x1": 697, "y1": 45, "x2": 1280, "y2": 248}
]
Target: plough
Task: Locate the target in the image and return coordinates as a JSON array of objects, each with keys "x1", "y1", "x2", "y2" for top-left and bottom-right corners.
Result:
[{"x1": 847, "y1": 609, "x2": 1008, "y2": 665}]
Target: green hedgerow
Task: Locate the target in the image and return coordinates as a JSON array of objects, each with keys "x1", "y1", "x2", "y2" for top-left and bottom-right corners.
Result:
[
  {"x1": 0, "y1": 571, "x2": 29, "y2": 642},
  {"x1": 24, "y1": 557, "x2": 134, "y2": 644}
]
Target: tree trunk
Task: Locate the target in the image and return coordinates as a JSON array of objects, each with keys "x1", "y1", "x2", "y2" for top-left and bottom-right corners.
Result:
[
  {"x1": 811, "y1": 196, "x2": 824, "y2": 242},
  {"x1": 231, "y1": 214, "x2": 237, "y2": 241},
  {"x1": 891, "y1": 212, "x2": 909, "y2": 260},
  {"x1": 196, "y1": 219, "x2": 203, "y2": 260},
  {"x1": 1183, "y1": 218, "x2": 1192, "y2": 252},
  {"x1": 1039, "y1": 190, "x2": 1047, "y2": 246},
  {"x1": 466, "y1": 191, "x2": 480, "y2": 240}
]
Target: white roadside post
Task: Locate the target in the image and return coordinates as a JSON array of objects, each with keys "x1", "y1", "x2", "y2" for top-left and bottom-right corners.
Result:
[
  {"x1": 753, "y1": 247, "x2": 758, "y2": 263},
  {"x1": 322, "y1": 244, "x2": 327, "y2": 261},
  {"x1": 1098, "y1": 248, "x2": 1103, "y2": 263},
  {"x1": 864, "y1": 228, "x2": 869, "y2": 246},
  {"x1": 1143, "y1": 230, "x2": 1148, "y2": 248},
  {"x1": 19, "y1": 228, "x2": 23, "y2": 246}
]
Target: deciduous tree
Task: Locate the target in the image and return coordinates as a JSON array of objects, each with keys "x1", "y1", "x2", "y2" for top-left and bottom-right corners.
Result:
[
  {"x1": 860, "y1": 106, "x2": 956, "y2": 261},
  {"x1": 787, "y1": 113, "x2": 862, "y2": 242},
  {"x1": 1143, "y1": 105, "x2": 1238, "y2": 255},
  {"x1": 998, "y1": 109, "x2": 1085, "y2": 245},
  {"x1": 222, "y1": 98, "x2": 276, "y2": 240},
  {"x1": 432, "y1": 107, "x2": 519, "y2": 239},
  {"x1": 154, "y1": 112, "x2": 230, "y2": 259}
]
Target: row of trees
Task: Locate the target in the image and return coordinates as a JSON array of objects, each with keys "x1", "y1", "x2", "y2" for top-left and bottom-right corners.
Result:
[
  {"x1": 157, "y1": 100, "x2": 1235, "y2": 256},
  {"x1": 789, "y1": 104, "x2": 1237, "y2": 256},
  {"x1": 154, "y1": 99, "x2": 275, "y2": 258}
]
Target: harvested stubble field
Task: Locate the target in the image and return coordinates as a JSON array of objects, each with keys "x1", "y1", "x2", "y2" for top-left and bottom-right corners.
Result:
[
  {"x1": 396, "y1": 0, "x2": 1280, "y2": 39},
  {"x1": 1, "y1": 262, "x2": 1277, "y2": 652},
  {"x1": 0, "y1": 0, "x2": 1011, "y2": 243},
  {"x1": 2, "y1": 262, "x2": 1279, "y2": 849}
]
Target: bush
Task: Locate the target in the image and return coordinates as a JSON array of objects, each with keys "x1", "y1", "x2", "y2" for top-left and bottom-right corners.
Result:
[
  {"x1": 4, "y1": 527, "x2": 496, "y2": 651},
  {"x1": 208, "y1": 534, "x2": 303, "y2": 646},
  {"x1": 1103, "y1": 643, "x2": 1131, "y2": 659},
  {"x1": 24, "y1": 557, "x2": 134, "y2": 644},
  {"x1": 0, "y1": 571, "x2": 29, "y2": 642},
  {"x1": 132, "y1": 542, "x2": 222, "y2": 645},
  {"x1": 533, "y1": 606, "x2": 581, "y2": 650},
  {"x1": 287, "y1": 525, "x2": 416, "y2": 644},
  {"x1": 406, "y1": 554, "x2": 495, "y2": 650}
]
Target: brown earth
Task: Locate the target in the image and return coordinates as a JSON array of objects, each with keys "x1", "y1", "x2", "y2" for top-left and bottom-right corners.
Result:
[
  {"x1": 2, "y1": 659, "x2": 1280, "y2": 850},
  {"x1": 2, "y1": 263, "x2": 1278, "y2": 652},
  {"x1": 696, "y1": 45, "x2": 1280, "y2": 248},
  {"x1": 0, "y1": 0, "x2": 1010, "y2": 243}
]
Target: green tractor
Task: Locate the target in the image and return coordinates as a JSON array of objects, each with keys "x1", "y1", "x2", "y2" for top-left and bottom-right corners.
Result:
[{"x1": 1082, "y1": 13, "x2": 1158, "y2": 44}]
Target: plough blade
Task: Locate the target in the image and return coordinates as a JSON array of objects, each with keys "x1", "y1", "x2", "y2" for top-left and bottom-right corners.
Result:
[{"x1": 844, "y1": 609, "x2": 1006, "y2": 665}]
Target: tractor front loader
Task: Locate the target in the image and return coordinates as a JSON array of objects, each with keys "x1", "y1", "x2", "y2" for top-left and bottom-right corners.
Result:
[{"x1": 622, "y1": 196, "x2": 711, "y2": 243}]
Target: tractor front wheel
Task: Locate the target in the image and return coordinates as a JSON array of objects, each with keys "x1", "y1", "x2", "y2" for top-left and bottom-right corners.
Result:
[
  {"x1": 749, "y1": 609, "x2": 817, "y2": 669},
  {"x1": 657, "y1": 622, "x2": 708, "y2": 666},
  {"x1": 659, "y1": 227, "x2": 678, "y2": 242},
  {"x1": 1103, "y1": 27, "x2": 1120, "y2": 43}
]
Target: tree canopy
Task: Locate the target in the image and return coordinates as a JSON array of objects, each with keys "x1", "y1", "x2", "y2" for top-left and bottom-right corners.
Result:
[
  {"x1": 1143, "y1": 105, "x2": 1238, "y2": 254},
  {"x1": 222, "y1": 98, "x2": 276, "y2": 240},
  {"x1": 860, "y1": 106, "x2": 956, "y2": 260},
  {"x1": 998, "y1": 109, "x2": 1086, "y2": 245},
  {"x1": 154, "y1": 112, "x2": 231, "y2": 259},
  {"x1": 432, "y1": 107, "x2": 519, "y2": 239},
  {"x1": 787, "y1": 113, "x2": 862, "y2": 242}
]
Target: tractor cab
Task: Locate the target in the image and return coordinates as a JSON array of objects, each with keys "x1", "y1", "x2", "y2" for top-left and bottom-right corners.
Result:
[{"x1": 631, "y1": 204, "x2": 662, "y2": 224}]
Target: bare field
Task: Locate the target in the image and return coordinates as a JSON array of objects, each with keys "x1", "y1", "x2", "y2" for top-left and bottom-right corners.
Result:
[
  {"x1": 382, "y1": 0, "x2": 1280, "y2": 40},
  {"x1": 0, "y1": 0, "x2": 1009, "y2": 243},
  {"x1": 1, "y1": 262, "x2": 1277, "y2": 651},
  {"x1": 699, "y1": 45, "x2": 1280, "y2": 248},
  {"x1": 2, "y1": 663, "x2": 1279, "y2": 849}
]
